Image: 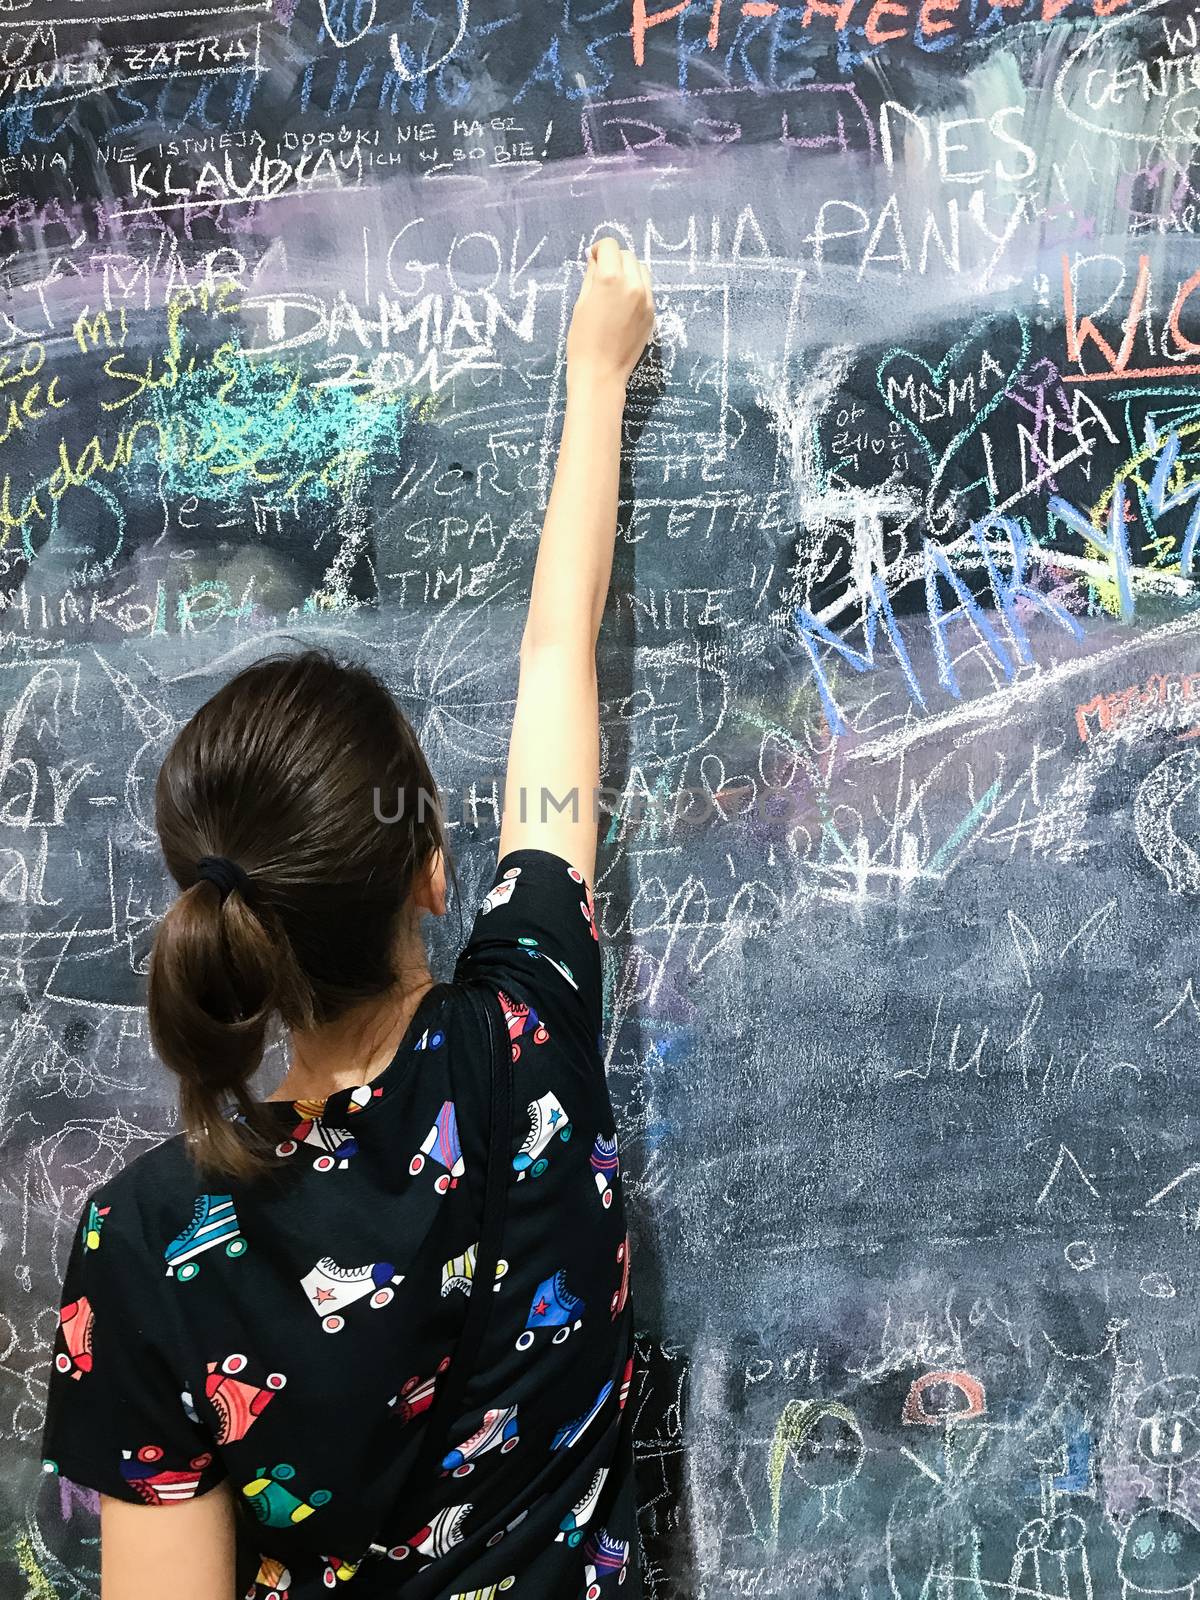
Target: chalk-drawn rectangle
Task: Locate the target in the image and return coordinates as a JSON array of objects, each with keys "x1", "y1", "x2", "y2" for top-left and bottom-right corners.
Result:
[{"x1": 579, "y1": 82, "x2": 875, "y2": 163}]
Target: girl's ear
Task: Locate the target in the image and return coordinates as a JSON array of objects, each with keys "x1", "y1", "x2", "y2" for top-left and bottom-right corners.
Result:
[{"x1": 412, "y1": 849, "x2": 447, "y2": 917}]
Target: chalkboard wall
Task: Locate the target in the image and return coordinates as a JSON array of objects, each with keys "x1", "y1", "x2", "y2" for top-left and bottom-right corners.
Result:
[{"x1": 4, "y1": 0, "x2": 1200, "y2": 1593}]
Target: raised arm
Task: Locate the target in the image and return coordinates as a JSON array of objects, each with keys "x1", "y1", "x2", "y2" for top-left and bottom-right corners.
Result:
[{"x1": 498, "y1": 238, "x2": 654, "y2": 885}]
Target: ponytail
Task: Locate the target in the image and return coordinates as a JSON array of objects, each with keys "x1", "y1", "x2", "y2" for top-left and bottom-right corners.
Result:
[{"x1": 148, "y1": 876, "x2": 313, "y2": 1181}]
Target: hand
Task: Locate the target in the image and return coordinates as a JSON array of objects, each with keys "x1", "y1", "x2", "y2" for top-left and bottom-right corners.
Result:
[{"x1": 565, "y1": 237, "x2": 654, "y2": 396}]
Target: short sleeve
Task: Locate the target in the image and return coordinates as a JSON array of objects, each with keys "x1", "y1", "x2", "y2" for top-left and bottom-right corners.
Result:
[
  {"x1": 456, "y1": 848, "x2": 603, "y2": 1050},
  {"x1": 40, "y1": 1192, "x2": 226, "y2": 1505}
]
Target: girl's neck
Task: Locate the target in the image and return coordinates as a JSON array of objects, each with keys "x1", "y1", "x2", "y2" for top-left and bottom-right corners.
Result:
[{"x1": 268, "y1": 964, "x2": 436, "y2": 1105}]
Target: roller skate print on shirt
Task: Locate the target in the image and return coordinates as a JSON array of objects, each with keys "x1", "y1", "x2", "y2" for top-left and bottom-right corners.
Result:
[
  {"x1": 513, "y1": 1092, "x2": 571, "y2": 1179},
  {"x1": 389, "y1": 1502, "x2": 472, "y2": 1563},
  {"x1": 557, "y1": 1467, "x2": 609, "y2": 1544},
  {"x1": 242, "y1": 1462, "x2": 331, "y2": 1527},
  {"x1": 442, "y1": 1242, "x2": 508, "y2": 1297},
  {"x1": 164, "y1": 1194, "x2": 247, "y2": 1281},
  {"x1": 300, "y1": 1257, "x2": 403, "y2": 1333},
  {"x1": 498, "y1": 989, "x2": 549, "y2": 1062},
  {"x1": 390, "y1": 1354, "x2": 451, "y2": 1425},
  {"x1": 410, "y1": 1100, "x2": 465, "y2": 1192},
  {"x1": 590, "y1": 1134, "x2": 619, "y2": 1208},
  {"x1": 54, "y1": 1295, "x2": 94, "y2": 1379},
  {"x1": 479, "y1": 866, "x2": 521, "y2": 915},
  {"x1": 612, "y1": 1235, "x2": 631, "y2": 1319},
  {"x1": 552, "y1": 1379, "x2": 613, "y2": 1451},
  {"x1": 515, "y1": 1270, "x2": 583, "y2": 1350},
  {"x1": 320, "y1": 1553, "x2": 360, "y2": 1585},
  {"x1": 583, "y1": 1531, "x2": 630, "y2": 1598},
  {"x1": 486, "y1": 1510, "x2": 529, "y2": 1548},
  {"x1": 200, "y1": 1354, "x2": 286, "y2": 1444},
  {"x1": 245, "y1": 1555, "x2": 292, "y2": 1600},
  {"x1": 81, "y1": 1200, "x2": 110, "y2": 1252},
  {"x1": 442, "y1": 1405, "x2": 520, "y2": 1476},
  {"x1": 451, "y1": 1579, "x2": 516, "y2": 1600},
  {"x1": 517, "y1": 936, "x2": 579, "y2": 992},
  {"x1": 275, "y1": 1101, "x2": 359, "y2": 1172},
  {"x1": 566, "y1": 864, "x2": 600, "y2": 942},
  {"x1": 120, "y1": 1443, "x2": 214, "y2": 1505},
  {"x1": 619, "y1": 1355, "x2": 633, "y2": 1410}
]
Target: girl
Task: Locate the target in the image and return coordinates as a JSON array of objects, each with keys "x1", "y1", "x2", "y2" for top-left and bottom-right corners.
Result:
[{"x1": 41, "y1": 238, "x2": 654, "y2": 1600}]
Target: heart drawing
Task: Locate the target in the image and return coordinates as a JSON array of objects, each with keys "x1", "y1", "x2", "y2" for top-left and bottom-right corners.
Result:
[{"x1": 875, "y1": 313, "x2": 1031, "y2": 502}]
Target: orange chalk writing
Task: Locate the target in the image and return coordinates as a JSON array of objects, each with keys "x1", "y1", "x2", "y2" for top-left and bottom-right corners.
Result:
[
  {"x1": 631, "y1": 0, "x2": 695, "y2": 66},
  {"x1": 1075, "y1": 674, "x2": 1200, "y2": 741},
  {"x1": 1062, "y1": 252, "x2": 1150, "y2": 377},
  {"x1": 918, "y1": 0, "x2": 957, "y2": 33},
  {"x1": 802, "y1": 0, "x2": 856, "y2": 26},
  {"x1": 1169, "y1": 271, "x2": 1200, "y2": 357},
  {"x1": 866, "y1": 0, "x2": 909, "y2": 38}
]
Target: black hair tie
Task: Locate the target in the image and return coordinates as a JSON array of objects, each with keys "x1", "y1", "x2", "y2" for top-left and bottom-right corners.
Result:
[{"x1": 196, "y1": 855, "x2": 252, "y2": 903}]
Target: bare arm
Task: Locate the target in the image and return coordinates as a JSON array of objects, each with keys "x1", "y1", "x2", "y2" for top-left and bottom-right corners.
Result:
[
  {"x1": 498, "y1": 239, "x2": 654, "y2": 885},
  {"x1": 101, "y1": 1485, "x2": 236, "y2": 1600}
]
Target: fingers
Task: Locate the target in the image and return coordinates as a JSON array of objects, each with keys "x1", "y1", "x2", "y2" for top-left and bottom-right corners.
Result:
[
  {"x1": 620, "y1": 246, "x2": 642, "y2": 294},
  {"x1": 582, "y1": 236, "x2": 654, "y2": 320},
  {"x1": 592, "y1": 236, "x2": 623, "y2": 280},
  {"x1": 589, "y1": 237, "x2": 653, "y2": 295}
]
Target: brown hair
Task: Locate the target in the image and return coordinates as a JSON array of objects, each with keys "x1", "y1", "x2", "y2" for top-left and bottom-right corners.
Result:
[{"x1": 148, "y1": 649, "x2": 447, "y2": 1181}]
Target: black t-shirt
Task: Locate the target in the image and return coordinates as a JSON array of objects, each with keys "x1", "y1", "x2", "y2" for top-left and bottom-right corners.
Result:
[{"x1": 41, "y1": 848, "x2": 641, "y2": 1600}]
